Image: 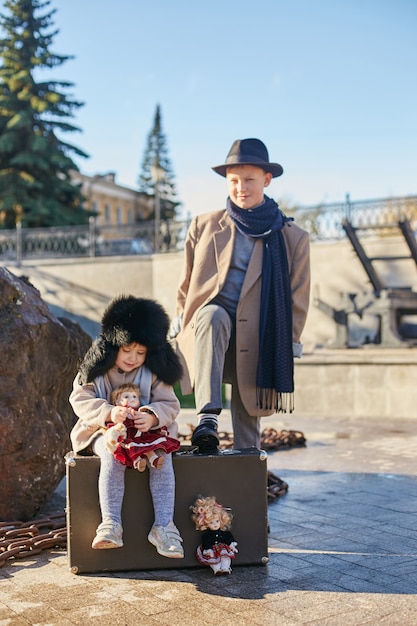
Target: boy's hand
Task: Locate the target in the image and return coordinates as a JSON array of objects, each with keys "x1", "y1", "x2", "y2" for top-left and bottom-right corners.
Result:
[
  {"x1": 134, "y1": 409, "x2": 158, "y2": 432},
  {"x1": 168, "y1": 314, "x2": 182, "y2": 339}
]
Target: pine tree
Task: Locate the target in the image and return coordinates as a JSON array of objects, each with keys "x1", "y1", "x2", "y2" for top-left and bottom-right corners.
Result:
[
  {"x1": 138, "y1": 104, "x2": 181, "y2": 221},
  {"x1": 0, "y1": 0, "x2": 89, "y2": 228}
]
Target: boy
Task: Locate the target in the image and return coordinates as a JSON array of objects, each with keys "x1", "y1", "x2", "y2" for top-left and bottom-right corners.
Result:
[{"x1": 171, "y1": 138, "x2": 310, "y2": 452}]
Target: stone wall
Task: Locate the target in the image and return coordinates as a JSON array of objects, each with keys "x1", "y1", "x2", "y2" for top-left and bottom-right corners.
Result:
[
  {"x1": 5, "y1": 233, "x2": 417, "y2": 419},
  {"x1": 9, "y1": 234, "x2": 416, "y2": 345}
]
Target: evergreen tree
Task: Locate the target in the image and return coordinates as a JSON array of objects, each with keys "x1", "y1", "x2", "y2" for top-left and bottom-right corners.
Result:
[
  {"x1": 138, "y1": 104, "x2": 181, "y2": 221},
  {"x1": 0, "y1": 0, "x2": 89, "y2": 228}
]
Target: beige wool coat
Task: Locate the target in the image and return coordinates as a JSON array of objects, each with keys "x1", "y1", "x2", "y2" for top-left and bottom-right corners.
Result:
[{"x1": 174, "y1": 209, "x2": 310, "y2": 417}]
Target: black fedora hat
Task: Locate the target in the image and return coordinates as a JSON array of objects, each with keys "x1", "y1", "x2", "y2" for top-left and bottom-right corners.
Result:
[{"x1": 212, "y1": 138, "x2": 283, "y2": 178}]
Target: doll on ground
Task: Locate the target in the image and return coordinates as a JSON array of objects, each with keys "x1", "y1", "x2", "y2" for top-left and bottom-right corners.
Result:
[
  {"x1": 191, "y1": 495, "x2": 238, "y2": 575},
  {"x1": 105, "y1": 383, "x2": 180, "y2": 471}
]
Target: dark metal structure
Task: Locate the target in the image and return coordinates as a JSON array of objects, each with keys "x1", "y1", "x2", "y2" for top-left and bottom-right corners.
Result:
[{"x1": 315, "y1": 218, "x2": 417, "y2": 348}]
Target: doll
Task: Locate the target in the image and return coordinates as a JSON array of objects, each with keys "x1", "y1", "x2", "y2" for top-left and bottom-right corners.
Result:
[
  {"x1": 105, "y1": 383, "x2": 180, "y2": 471},
  {"x1": 191, "y1": 496, "x2": 238, "y2": 575}
]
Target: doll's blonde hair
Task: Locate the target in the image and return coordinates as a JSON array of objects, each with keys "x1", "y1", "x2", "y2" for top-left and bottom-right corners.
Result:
[
  {"x1": 110, "y1": 383, "x2": 140, "y2": 406},
  {"x1": 191, "y1": 496, "x2": 233, "y2": 531}
]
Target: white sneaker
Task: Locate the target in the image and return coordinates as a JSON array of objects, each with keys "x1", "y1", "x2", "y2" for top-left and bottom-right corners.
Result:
[
  {"x1": 92, "y1": 520, "x2": 123, "y2": 549},
  {"x1": 148, "y1": 522, "x2": 184, "y2": 558}
]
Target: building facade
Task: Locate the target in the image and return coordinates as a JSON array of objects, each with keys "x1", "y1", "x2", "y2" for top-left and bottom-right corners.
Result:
[{"x1": 71, "y1": 171, "x2": 153, "y2": 227}]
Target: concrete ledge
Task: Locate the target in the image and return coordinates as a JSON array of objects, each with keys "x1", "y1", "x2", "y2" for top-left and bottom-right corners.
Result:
[
  {"x1": 294, "y1": 348, "x2": 417, "y2": 419},
  {"x1": 300, "y1": 347, "x2": 417, "y2": 364}
]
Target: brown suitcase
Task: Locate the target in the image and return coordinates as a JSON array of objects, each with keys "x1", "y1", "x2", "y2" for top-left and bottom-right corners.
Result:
[{"x1": 66, "y1": 447, "x2": 269, "y2": 574}]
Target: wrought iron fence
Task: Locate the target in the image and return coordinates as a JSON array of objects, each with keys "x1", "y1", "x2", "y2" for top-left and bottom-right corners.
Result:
[
  {"x1": 293, "y1": 194, "x2": 417, "y2": 241},
  {"x1": 1, "y1": 195, "x2": 416, "y2": 265},
  {"x1": 0, "y1": 218, "x2": 190, "y2": 266}
]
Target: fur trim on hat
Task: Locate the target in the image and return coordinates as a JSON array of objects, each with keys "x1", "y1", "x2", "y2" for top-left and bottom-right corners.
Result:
[
  {"x1": 102, "y1": 295, "x2": 169, "y2": 349},
  {"x1": 78, "y1": 295, "x2": 182, "y2": 386},
  {"x1": 78, "y1": 337, "x2": 118, "y2": 385}
]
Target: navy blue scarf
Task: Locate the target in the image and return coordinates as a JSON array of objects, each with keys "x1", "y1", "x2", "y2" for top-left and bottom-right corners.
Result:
[{"x1": 226, "y1": 196, "x2": 294, "y2": 412}]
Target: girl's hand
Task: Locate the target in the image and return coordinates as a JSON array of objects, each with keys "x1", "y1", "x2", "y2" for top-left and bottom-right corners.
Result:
[
  {"x1": 110, "y1": 405, "x2": 129, "y2": 424},
  {"x1": 133, "y1": 409, "x2": 158, "y2": 432}
]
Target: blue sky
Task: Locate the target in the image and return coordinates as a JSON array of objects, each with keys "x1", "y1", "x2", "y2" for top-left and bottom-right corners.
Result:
[{"x1": 38, "y1": 1, "x2": 417, "y2": 216}]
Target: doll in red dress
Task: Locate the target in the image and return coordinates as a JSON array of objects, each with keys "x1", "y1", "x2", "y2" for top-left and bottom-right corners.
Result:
[
  {"x1": 191, "y1": 495, "x2": 238, "y2": 575},
  {"x1": 105, "y1": 383, "x2": 180, "y2": 471}
]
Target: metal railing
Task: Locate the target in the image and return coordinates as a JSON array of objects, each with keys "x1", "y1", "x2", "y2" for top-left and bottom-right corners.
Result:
[
  {"x1": 1, "y1": 195, "x2": 416, "y2": 265},
  {"x1": 0, "y1": 218, "x2": 190, "y2": 266},
  {"x1": 292, "y1": 194, "x2": 417, "y2": 241}
]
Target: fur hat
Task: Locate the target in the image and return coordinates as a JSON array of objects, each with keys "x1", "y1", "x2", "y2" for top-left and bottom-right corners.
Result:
[{"x1": 78, "y1": 295, "x2": 182, "y2": 386}]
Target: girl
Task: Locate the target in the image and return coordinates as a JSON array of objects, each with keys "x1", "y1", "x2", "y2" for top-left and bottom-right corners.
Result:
[{"x1": 69, "y1": 295, "x2": 184, "y2": 558}]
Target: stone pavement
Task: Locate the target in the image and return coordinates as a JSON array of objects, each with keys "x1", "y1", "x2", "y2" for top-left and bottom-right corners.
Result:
[{"x1": 1, "y1": 409, "x2": 417, "y2": 625}]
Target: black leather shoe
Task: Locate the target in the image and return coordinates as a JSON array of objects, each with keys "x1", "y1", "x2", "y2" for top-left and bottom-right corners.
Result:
[{"x1": 191, "y1": 422, "x2": 219, "y2": 453}]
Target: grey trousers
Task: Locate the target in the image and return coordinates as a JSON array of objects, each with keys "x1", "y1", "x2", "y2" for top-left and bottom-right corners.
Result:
[{"x1": 195, "y1": 304, "x2": 261, "y2": 448}]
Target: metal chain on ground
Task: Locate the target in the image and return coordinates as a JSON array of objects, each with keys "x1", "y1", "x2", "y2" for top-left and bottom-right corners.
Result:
[
  {"x1": 178, "y1": 425, "x2": 307, "y2": 451},
  {"x1": 0, "y1": 512, "x2": 66, "y2": 568}
]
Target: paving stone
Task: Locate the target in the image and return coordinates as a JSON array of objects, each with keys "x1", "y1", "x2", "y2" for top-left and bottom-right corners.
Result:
[{"x1": 1, "y1": 410, "x2": 416, "y2": 624}]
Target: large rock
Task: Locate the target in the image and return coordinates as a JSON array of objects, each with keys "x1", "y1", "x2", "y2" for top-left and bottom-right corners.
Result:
[{"x1": 0, "y1": 267, "x2": 91, "y2": 521}]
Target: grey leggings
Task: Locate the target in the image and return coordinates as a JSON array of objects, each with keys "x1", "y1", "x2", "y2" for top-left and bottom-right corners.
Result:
[{"x1": 92, "y1": 435, "x2": 175, "y2": 527}]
